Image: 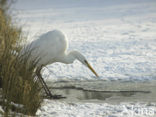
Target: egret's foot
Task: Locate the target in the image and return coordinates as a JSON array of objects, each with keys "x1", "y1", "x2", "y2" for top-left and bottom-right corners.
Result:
[
  {"x1": 46, "y1": 94, "x2": 66, "y2": 99},
  {"x1": 51, "y1": 94, "x2": 66, "y2": 99}
]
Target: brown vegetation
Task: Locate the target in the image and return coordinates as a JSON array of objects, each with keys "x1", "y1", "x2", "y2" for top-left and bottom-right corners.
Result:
[{"x1": 0, "y1": 0, "x2": 42, "y2": 116}]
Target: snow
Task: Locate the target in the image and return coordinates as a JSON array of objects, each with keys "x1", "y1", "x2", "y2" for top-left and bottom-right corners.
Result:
[
  {"x1": 10, "y1": 0, "x2": 156, "y2": 117},
  {"x1": 36, "y1": 100, "x2": 156, "y2": 117}
]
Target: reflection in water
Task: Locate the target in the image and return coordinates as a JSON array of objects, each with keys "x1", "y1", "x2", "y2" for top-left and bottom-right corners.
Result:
[{"x1": 80, "y1": 91, "x2": 112, "y2": 100}]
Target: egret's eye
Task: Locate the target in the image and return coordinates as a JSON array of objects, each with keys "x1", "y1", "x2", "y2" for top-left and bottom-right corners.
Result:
[{"x1": 84, "y1": 60, "x2": 88, "y2": 64}]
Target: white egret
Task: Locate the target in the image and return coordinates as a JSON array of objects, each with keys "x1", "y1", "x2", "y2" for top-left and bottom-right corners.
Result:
[{"x1": 22, "y1": 30, "x2": 98, "y2": 98}]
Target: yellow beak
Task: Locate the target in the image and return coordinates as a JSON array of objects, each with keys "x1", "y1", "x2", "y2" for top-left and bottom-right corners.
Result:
[{"x1": 85, "y1": 60, "x2": 99, "y2": 77}]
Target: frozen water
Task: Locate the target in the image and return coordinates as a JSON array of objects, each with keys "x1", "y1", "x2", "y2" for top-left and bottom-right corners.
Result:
[{"x1": 12, "y1": 0, "x2": 156, "y2": 81}]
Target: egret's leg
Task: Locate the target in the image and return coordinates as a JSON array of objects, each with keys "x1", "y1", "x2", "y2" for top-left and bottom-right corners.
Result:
[
  {"x1": 36, "y1": 67, "x2": 53, "y2": 97},
  {"x1": 36, "y1": 67, "x2": 66, "y2": 99}
]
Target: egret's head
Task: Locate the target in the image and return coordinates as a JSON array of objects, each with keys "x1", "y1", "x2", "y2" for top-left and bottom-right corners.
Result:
[{"x1": 72, "y1": 51, "x2": 99, "y2": 77}]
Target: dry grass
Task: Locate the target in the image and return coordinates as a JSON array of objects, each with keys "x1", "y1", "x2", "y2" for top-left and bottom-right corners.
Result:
[{"x1": 0, "y1": 0, "x2": 42, "y2": 116}]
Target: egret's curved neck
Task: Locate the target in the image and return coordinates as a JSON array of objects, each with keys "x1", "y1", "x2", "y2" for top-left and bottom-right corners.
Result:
[
  {"x1": 57, "y1": 51, "x2": 76, "y2": 64},
  {"x1": 56, "y1": 50, "x2": 86, "y2": 65}
]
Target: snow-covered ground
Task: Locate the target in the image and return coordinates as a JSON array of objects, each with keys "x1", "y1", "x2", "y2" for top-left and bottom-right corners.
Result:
[
  {"x1": 36, "y1": 100, "x2": 156, "y2": 117},
  {"x1": 12, "y1": 0, "x2": 156, "y2": 117}
]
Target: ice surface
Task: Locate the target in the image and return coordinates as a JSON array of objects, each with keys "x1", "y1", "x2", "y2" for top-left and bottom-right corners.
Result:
[{"x1": 13, "y1": 0, "x2": 156, "y2": 81}]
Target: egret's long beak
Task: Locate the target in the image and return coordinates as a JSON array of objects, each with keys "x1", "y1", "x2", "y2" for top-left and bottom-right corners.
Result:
[{"x1": 85, "y1": 60, "x2": 99, "y2": 77}]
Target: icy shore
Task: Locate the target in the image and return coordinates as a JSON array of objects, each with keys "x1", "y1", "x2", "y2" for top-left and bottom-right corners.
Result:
[{"x1": 37, "y1": 100, "x2": 156, "y2": 117}]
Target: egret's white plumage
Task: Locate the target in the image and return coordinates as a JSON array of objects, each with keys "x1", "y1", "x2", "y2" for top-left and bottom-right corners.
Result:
[
  {"x1": 25, "y1": 30, "x2": 68, "y2": 66},
  {"x1": 22, "y1": 29, "x2": 98, "y2": 98}
]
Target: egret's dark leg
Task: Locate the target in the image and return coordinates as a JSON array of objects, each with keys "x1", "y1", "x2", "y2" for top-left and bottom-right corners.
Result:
[
  {"x1": 36, "y1": 67, "x2": 65, "y2": 99},
  {"x1": 36, "y1": 67, "x2": 53, "y2": 97}
]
